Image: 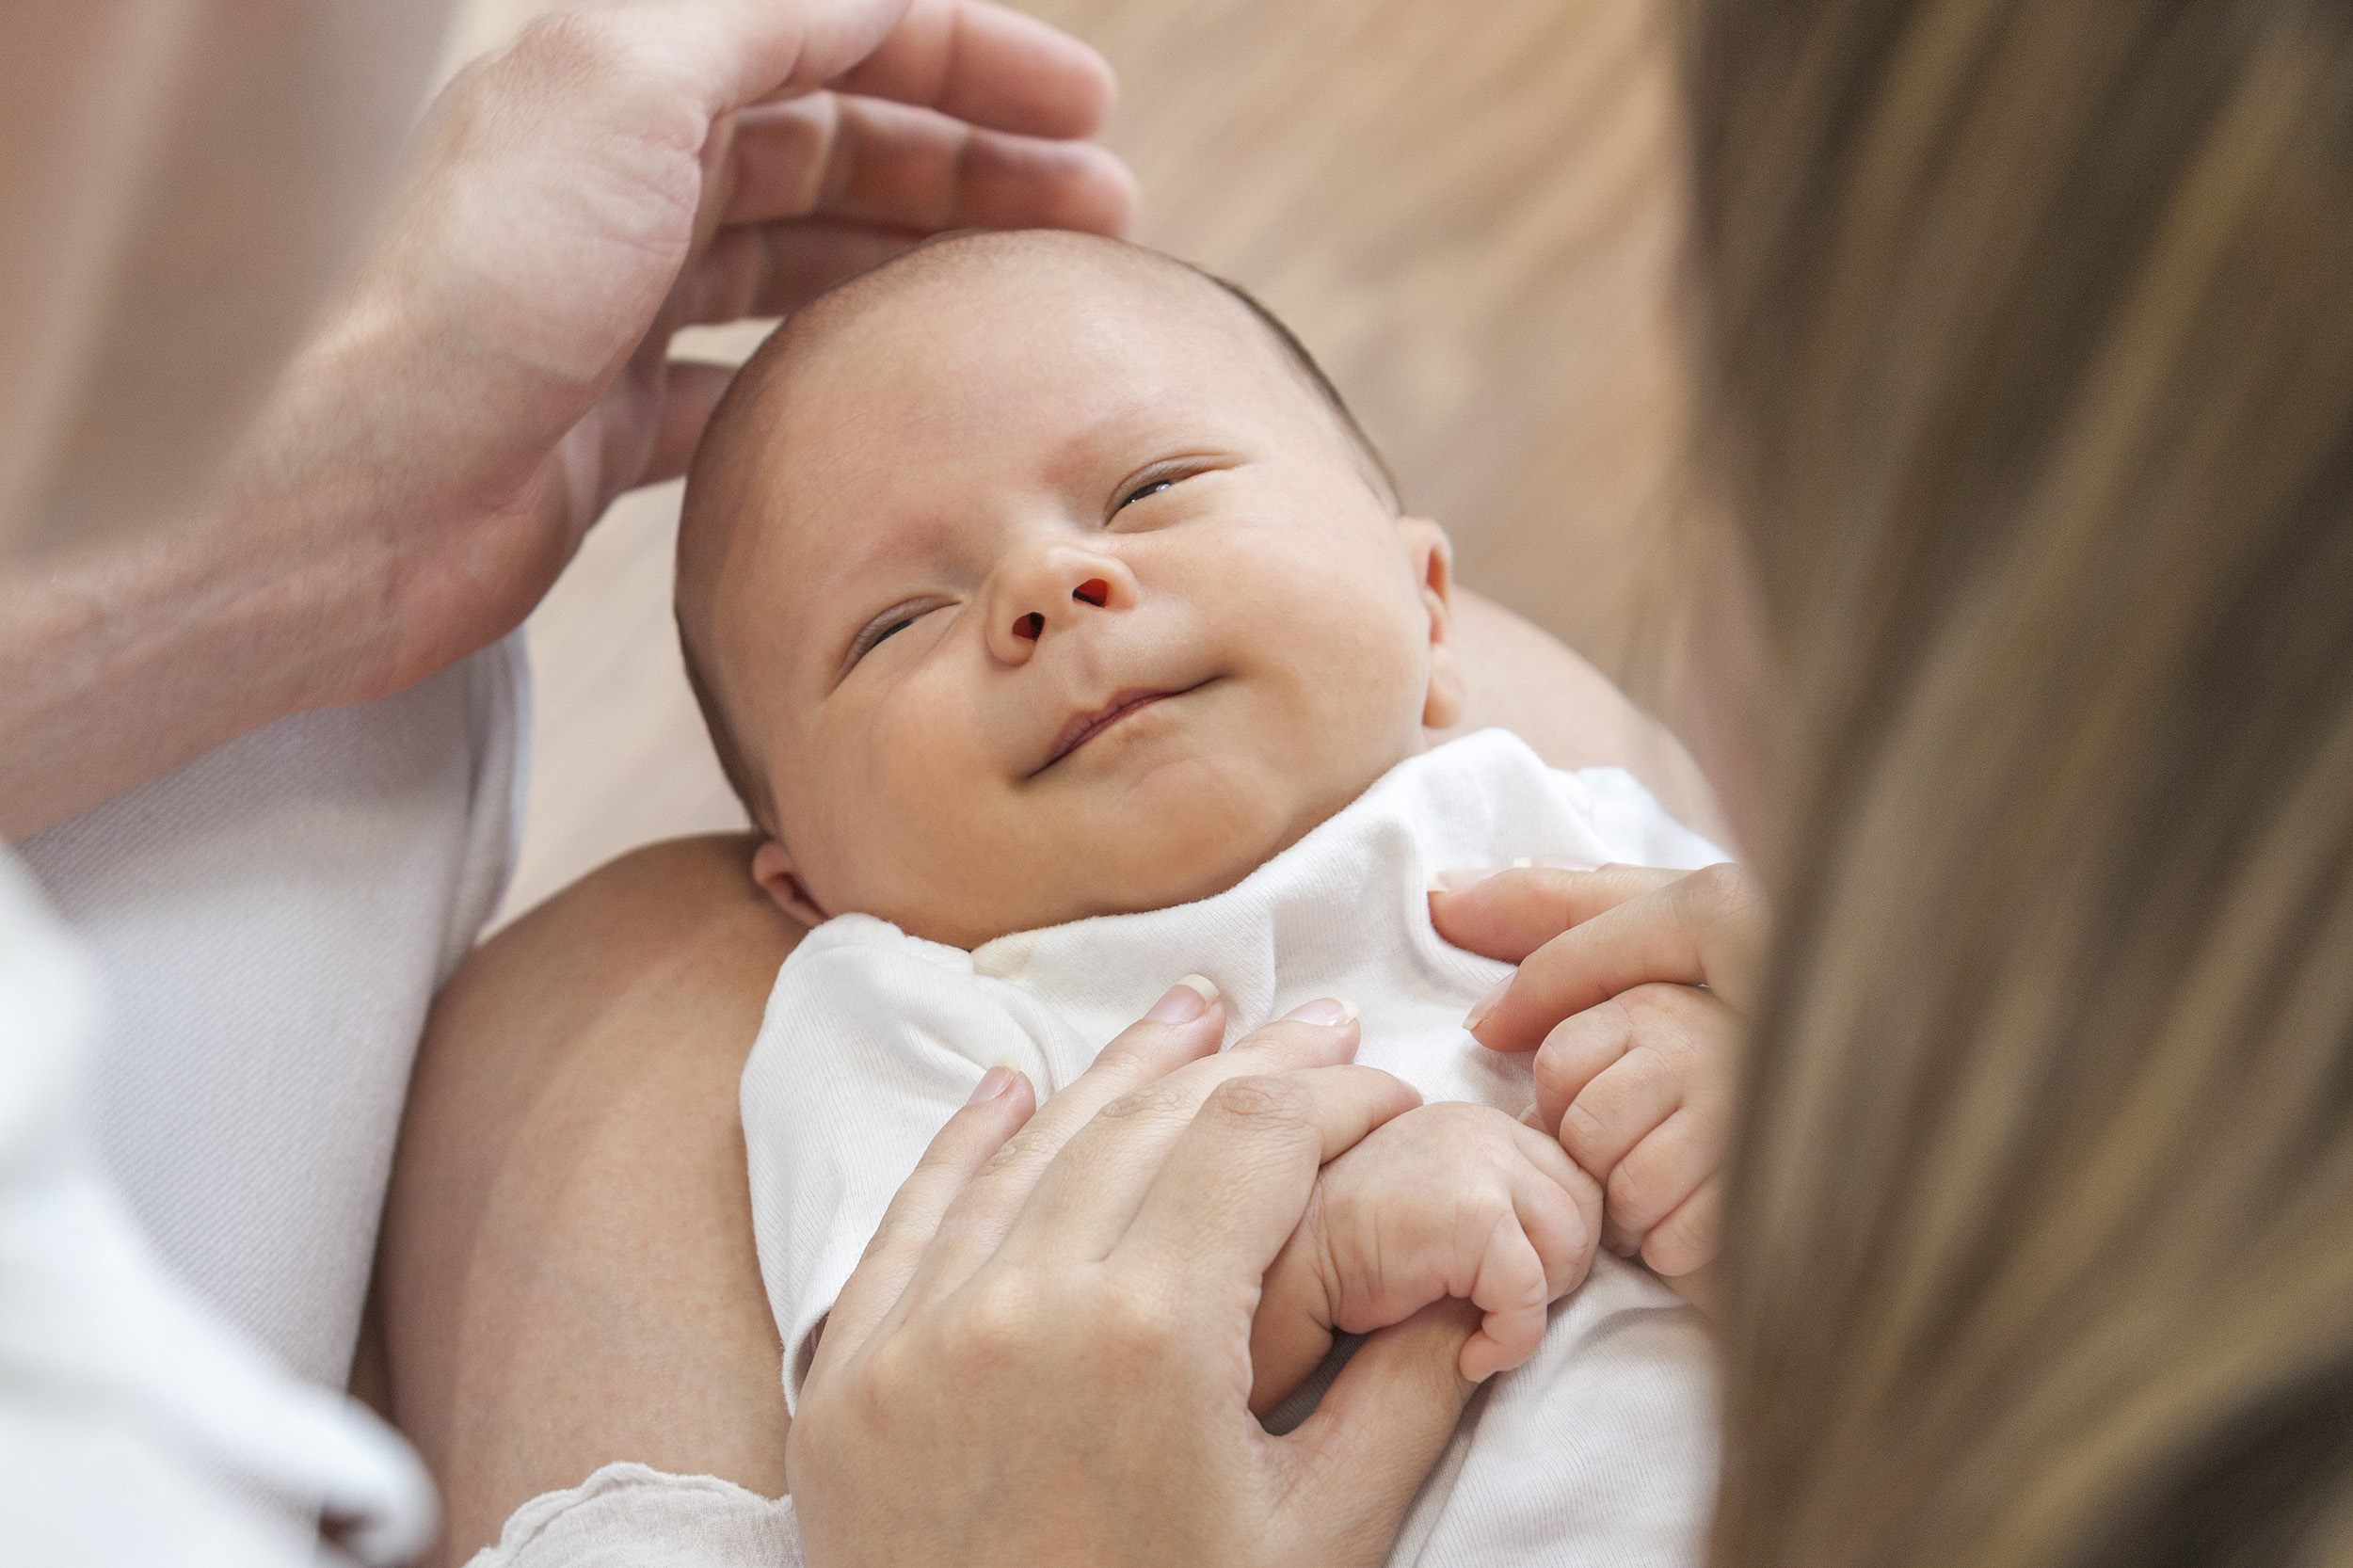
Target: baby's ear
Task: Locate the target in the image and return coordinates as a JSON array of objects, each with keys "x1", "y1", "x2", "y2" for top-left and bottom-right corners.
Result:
[
  {"x1": 1400, "y1": 516, "x2": 1466, "y2": 729},
  {"x1": 751, "y1": 839, "x2": 830, "y2": 929}
]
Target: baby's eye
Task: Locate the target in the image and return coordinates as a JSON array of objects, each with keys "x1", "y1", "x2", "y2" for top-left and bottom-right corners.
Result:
[
  {"x1": 850, "y1": 605, "x2": 932, "y2": 667},
  {"x1": 1117, "y1": 478, "x2": 1176, "y2": 510}
]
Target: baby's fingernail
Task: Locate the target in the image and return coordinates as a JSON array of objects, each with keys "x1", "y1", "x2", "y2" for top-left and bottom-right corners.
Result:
[
  {"x1": 1513, "y1": 856, "x2": 1603, "y2": 872},
  {"x1": 1284, "y1": 996, "x2": 1357, "y2": 1027},
  {"x1": 1429, "y1": 868, "x2": 1499, "y2": 893},
  {"x1": 967, "y1": 1064, "x2": 1019, "y2": 1105},
  {"x1": 1464, "y1": 974, "x2": 1513, "y2": 1032},
  {"x1": 1147, "y1": 973, "x2": 1220, "y2": 1023}
]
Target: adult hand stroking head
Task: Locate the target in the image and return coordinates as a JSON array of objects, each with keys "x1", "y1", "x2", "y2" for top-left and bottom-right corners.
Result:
[{"x1": 0, "y1": 0, "x2": 1134, "y2": 840}]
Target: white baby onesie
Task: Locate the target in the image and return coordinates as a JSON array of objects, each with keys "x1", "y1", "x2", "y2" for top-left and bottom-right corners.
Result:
[{"x1": 743, "y1": 729, "x2": 1725, "y2": 1568}]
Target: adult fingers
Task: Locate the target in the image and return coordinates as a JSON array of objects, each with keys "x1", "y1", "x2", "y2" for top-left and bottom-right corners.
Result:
[
  {"x1": 674, "y1": 218, "x2": 913, "y2": 333},
  {"x1": 885, "y1": 988, "x2": 1355, "y2": 1289},
  {"x1": 532, "y1": 2, "x2": 1108, "y2": 143},
  {"x1": 823, "y1": 980, "x2": 1227, "y2": 1367},
  {"x1": 1466, "y1": 863, "x2": 1766, "y2": 1054},
  {"x1": 1429, "y1": 863, "x2": 1687, "y2": 964},
  {"x1": 1280, "y1": 1299, "x2": 1482, "y2": 1566},
  {"x1": 832, "y1": 0, "x2": 1116, "y2": 139},
  {"x1": 1002, "y1": 1008, "x2": 1398, "y2": 1265},
  {"x1": 808, "y1": 1064, "x2": 1039, "y2": 1376},
  {"x1": 1093, "y1": 1062, "x2": 1422, "y2": 1288},
  {"x1": 640, "y1": 360, "x2": 739, "y2": 488},
  {"x1": 720, "y1": 92, "x2": 1136, "y2": 237}
]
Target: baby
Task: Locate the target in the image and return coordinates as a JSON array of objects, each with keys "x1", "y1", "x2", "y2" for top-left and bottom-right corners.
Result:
[{"x1": 677, "y1": 230, "x2": 1723, "y2": 1564}]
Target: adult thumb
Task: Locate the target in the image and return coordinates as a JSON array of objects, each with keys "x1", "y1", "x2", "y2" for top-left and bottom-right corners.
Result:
[{"x1": 1276, "y1": 1298, "x2": 1481, "y2": 1566}]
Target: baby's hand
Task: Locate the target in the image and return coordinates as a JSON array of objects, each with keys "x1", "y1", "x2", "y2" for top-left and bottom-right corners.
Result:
[
  {"x1": 1534, "y1": 980, "x2": 1735, "y2": 1307},
  {"x1": 1438, "y1": 863, "x2": 1765, "y2": 1311},
  {"x1": 1249, "y1": 1101, "x2": 1601, "y2": 1412}
]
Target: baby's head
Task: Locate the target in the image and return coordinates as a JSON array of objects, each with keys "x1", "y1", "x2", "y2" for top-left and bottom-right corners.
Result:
[{"x1": 678, "y1": 230, "x2": 1464, "y2": 948}]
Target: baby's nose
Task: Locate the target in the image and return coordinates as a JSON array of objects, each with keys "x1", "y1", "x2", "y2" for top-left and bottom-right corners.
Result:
[
  {"x1": 1010, "y1": 578, "x2": 1113, "y2": 643},
  {"x1": 989, "y1": 550, "x2": 1135, "y2": 665}
]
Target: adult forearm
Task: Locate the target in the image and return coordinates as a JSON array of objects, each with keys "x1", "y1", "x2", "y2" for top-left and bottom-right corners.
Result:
[{"x1": 0, "y1": 465, "x2": 413, "y2": 840}]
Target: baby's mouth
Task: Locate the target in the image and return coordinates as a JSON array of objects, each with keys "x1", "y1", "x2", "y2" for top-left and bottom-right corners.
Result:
[{"x1": 1033, "y1": 683, "x2": 1206, "y2": 775}]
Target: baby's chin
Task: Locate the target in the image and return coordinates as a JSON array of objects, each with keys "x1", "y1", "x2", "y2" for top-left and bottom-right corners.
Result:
[
  {"x1": 877, "y1": 848, "x2": 1267, "y2": 952},
  {"x1": 881, "y1": 778, "x2": 1401, "y2": 951}
]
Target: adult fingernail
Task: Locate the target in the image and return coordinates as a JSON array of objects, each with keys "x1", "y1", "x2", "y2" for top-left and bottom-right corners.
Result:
[
  {"x1": 1513, "y1": 856, "x2": 1603, "y2": 872},
  {"x1": 1147, "y1": 973, "x2": 1220, "y2": 1023},
  {"x1": 1283, "y1": 996, "x2": 1356, "y2": 1027},
  {"x1": 967, "y1": 1064, "x2": 1018, "y2": 1105},
  {"x1": 1464, "y1": 974, "x2": 1513, "y2": 1032},
  {"x1": 1429, "y1": 868, "x2": 1499, "y2": 892}
]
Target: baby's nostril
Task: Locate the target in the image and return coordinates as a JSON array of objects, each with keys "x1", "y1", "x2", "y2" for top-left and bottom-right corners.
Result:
[
  {"x1": 1014, "y1": 612, "x2": 1045, "y2": 641},
  {"x1": 1072, "y1": 579, "x2": 1111, "y2": 608}
]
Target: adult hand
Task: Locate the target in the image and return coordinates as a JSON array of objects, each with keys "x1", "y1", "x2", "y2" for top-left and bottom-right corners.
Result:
[
  {"x1": 292, "y1": 0, "x2": 1137, "y2": 703},
  {"x1": 789, "y1": 984, "x2": 1482, "y2": 1568},
  {"x1": 1431, "y1": 863, "x2": 1769, "y2": 1304},
  {"x1": 2, "y1": 0, "x2": 1134, "y2": 839}
]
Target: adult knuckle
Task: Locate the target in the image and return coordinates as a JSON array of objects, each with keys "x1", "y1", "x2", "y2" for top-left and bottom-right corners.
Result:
[
  {"x1": 512, "y1": 8, "x2": 638, "y2": 87},
  {"x1": 1202, "y1": 1073, "x2": 1316, "y2": 1133},
  {"x1": 1683, "y1": 861, "x2": 1762, "y2": 931},
  {"x1": 1091, "y1": 1080, "x2": 1177, "y2": 1131},
  {"x1": 944, "y1": 1274, "x2": 1041, "y2": 1368}
]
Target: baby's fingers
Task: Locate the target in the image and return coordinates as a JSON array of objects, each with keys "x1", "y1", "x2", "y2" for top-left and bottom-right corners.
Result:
[
  {"x1": 1463, "y1": 1128, "x2": 1598, "y2": 1382},
  {"x1": 1641, "y1": 1173, "x2": 1724, "y2": 1285},
  {"x1": 1460, "y1": 1219, "x2": 1550, "y2": 1383}
]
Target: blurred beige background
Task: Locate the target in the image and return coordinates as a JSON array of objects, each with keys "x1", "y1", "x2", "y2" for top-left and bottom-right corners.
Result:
[{"x1": 443, "y1": 0, "x2": 1698, "y2": 924}]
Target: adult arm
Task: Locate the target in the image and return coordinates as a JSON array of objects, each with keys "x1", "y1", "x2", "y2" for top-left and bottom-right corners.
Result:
[{"x1": 0, "y1": 0, "x2": 1133, "y2": 841}]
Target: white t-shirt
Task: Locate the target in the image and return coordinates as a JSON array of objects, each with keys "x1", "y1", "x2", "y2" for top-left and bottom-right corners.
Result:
[
  {"x1": 743, "y1": 729, "x2": 1724, "y2": 1568},
  {"x1": 14, "y1": 633, "x2": 525, "y2": 1386},
  {"x1": 0, "y1": 853, "x2": 436, "y2": 1565}
]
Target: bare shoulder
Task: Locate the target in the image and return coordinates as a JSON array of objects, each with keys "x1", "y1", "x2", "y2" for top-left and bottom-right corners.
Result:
[{"x1": 379, "y1": 833, "x2": 802, "y2": 1565}]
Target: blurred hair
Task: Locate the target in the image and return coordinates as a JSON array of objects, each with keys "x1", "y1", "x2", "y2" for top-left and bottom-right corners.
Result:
[
  {"x1": 1686, "y1": 3, "x2": 2353, "y2": 1567},
  {"x1": 676, "y1": 232, "x2": 1395, "y2": 834}
]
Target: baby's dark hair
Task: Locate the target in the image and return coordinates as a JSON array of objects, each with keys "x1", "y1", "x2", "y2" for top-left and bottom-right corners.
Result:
[{"x1": 677, "y1": 232, "x2": 1400, "y2": 834}]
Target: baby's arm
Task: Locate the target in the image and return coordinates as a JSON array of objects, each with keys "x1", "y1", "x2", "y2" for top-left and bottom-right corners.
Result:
[{"x1": 1249, "y1": 1100, "x2": 1602, "y2": 1413}]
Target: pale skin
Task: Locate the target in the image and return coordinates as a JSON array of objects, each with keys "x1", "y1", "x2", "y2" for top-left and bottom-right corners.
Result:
[
  {"x1": 380, "y1": 582, "x2": 1759, "y2": 1563},
  {"x1": 686, "y1": 232, "x2": 1467, "y2": 947},
  {"x1": 0, "y1": 0, "x2": 1136, "y2": 841},
  {"x1": 5, "y1": 0, "x2": 1770, "y2": 1558},
  {"x1": 672, "y1": 229, "x2": 1635, "y2": 1380}
]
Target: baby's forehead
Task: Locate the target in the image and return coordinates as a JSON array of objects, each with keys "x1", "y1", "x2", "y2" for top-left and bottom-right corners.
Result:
[{"x1": 709, "y1": 237, "x2": 1319, "y2": 517}]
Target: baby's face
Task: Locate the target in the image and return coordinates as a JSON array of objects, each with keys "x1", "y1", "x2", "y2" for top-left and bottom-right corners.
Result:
[{"x1": 701, "y1": 242, "x2": 1459, "y2": 947}]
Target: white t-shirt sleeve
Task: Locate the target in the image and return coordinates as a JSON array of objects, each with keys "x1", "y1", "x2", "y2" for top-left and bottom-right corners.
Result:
[{"x1": 740, "y1": 916, "x2": 1055, "y2": 1407}]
